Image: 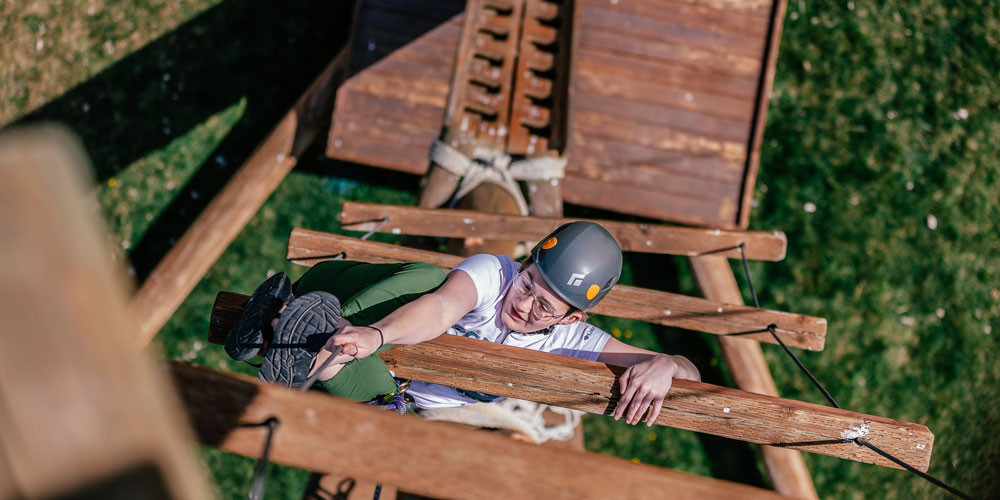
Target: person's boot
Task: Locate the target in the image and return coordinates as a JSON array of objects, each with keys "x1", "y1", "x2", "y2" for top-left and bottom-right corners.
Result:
[
  {"x1": 258, "y1": 291, "x2": 341, "y2": 388},
  {"x1": 225, "y1": 272, "x2": 293, "y2": 361}
]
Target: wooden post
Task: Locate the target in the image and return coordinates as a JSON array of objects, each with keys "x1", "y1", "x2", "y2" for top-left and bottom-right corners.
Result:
[
  {"x1": 208, "y1": 292, "x2": 933, "y2": 470},
  {"x1": 286, "y1": 229, "x2": 827, "y2": 350},
  {"x1": 131, "y1": 47, "x2": 350, "y2": 345},
  {"x1": 689, "y1": 255, "x2": 819, "y2": 499},
  {"x1": 338, "y1": 201, "x2": 788, "y2": 260},
  {"x1": 0, "y1": 127, "x2": 213, "y2": 500},
  {"x1": 171, "y1": 362, "x2": 788, "y2": 500}
]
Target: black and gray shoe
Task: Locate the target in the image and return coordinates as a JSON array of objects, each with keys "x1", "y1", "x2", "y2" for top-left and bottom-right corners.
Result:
[
  {"x1": 258, "y1": 291, "x2": 342, "y2": 388},
  {"x1": 225, "y1": 272, "x2": 293, "y2": 361}
]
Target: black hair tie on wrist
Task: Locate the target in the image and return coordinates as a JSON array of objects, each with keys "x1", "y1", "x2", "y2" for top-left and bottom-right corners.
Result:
[{"x1": 366, "y1": 325, "x2": 384, "y2": 349}]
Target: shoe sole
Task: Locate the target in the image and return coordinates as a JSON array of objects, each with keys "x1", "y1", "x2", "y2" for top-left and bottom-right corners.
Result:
[
  {"x1": 258, "y1": 291, "x2": 341, "y2": 388},
  {"x1": 225, "y1": 272, "x2": 292, "y2": 361}
]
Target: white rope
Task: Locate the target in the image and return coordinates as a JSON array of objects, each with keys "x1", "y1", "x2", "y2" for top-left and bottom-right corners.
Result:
[
  {"x1": 428, "y1": 140, "x2": 567, "y2": 216},
  {"x1": 419, "y1": 399, "x2": 582, "y2": 444}
]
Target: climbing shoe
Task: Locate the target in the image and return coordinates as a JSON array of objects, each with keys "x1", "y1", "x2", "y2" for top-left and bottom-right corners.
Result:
[
  {"x1": 225, "y1": 272, "x2": 293, "y2": 361},
  {"x1": 258, "y1": 291, "x2": 342, "y2": 388}
]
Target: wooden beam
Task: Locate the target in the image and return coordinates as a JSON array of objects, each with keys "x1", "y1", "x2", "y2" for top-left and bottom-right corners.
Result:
[
  {"x1": 690, "y1": 255, "x2": 818, "y2": 499},
  {"x1": 130, "y1": 47, "x2": 351, "y2": 346},
  {"x1": 287, "y1": 229, "x2": 826, "y2": 350},
  {"x1": 206, "y1": 293, "x2": 932, "y2": 470},
  {"x1": 170, "y1": 362, "x2": 788, "y2": 500},
  {"x1": 0, "y1": 127, "x2": 213, "y2": 500},
  {"x1": 737, "y1": 0, "x2": 789, "y2": 229},
  {"x1": 339, "y1": 201, "x2": 787, "y2": 260}
]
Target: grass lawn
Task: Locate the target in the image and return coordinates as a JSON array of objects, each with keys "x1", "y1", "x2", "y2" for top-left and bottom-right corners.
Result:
[{"x1": 3, "y1": 0, "x2": 998, "y2": 498}]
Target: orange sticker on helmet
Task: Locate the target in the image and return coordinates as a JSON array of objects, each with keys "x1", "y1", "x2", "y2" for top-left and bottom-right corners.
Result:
[
  {"x1": 541, "y1": 237, "x2": 558, "y2": 250},
  {"x1": 586, "y1": 284, "x2": 600, "y2": 300}
]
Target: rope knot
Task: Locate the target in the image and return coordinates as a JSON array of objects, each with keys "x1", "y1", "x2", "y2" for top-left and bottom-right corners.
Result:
[{"x1": 428, "y1": 140, "x2": 567, "y2": 215}]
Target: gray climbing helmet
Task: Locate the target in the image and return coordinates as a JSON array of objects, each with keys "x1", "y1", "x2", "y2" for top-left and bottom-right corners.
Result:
[{"x1": 529, "y1": 221, "x2": 623, "y2": 311}]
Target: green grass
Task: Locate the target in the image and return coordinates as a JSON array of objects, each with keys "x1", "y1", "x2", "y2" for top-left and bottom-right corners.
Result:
[{"x1": 3, "y1": 0, "x2": 998, "y2": 499}]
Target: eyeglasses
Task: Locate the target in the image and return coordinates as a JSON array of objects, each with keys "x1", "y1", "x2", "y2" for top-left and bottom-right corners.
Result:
[{"x1": 512, "y1": 272, "x2": 566, "y2": 321}]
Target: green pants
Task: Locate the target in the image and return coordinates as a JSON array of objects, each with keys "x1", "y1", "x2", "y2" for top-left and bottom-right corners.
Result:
[{"x1": 293, "y1": 260, "x2": 445, "y2": 402}]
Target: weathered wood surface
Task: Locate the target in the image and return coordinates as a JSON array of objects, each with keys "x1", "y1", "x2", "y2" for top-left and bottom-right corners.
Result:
[
  {"x1": 328, "y1": 13, "x2": 462, "y2": 174},
  {"x1": 0, "y1": 127, "x2": 213, "y2": 500},
  {"x1": 205, "y1": 296, "x2": 932, "y2": 470},
  {"x1": 286, "y1": 229, "x2": 826, "y2": 350},
  {"x1": 171, "y1": 362, "x2": 788, "y2": 500},
  {"x1": 738, "y1": 0, "x2": 788, "y2": 228},
  {"x1": 131, "y1": 49, "x2": 351, "y2": 345},
  {"x1": 337, "y1": 201, "x2": 787, "y2": 260},
  {"x1": 690, "y1": 255, "x2": 818, "y2": 499},
  {"x1": 326, "y1": 0, "x2": 785, "y2": 229}
]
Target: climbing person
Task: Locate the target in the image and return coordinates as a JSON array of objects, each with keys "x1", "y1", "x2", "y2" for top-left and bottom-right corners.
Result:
[{"x1": 225, "y1": 221, "x2": 700, "y2": 426}]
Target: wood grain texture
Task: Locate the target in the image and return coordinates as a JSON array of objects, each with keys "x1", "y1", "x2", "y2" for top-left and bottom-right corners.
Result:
[
  {"x1": 285, "y1": 229, "x2": 825, "y2": 350},
  {"x1": 0, "y1": 127, "x2": 213, "y2": 500},
  {"x1": 171, "y1": 362, "x2": 788, "y2": 500},
  {"x1": 131, "y1": 49, "x2": 350, "y2": 345},
  {"x1": 337, "y1": 201, "x2": 787, "y2": 260},
  {"x1": 690, "y1": 255, "x2": 819, "y2": 499},
  {"x1": 326, "y1": 0, "x2": 785, "y2": 229},
  {"x1": 738, "y1": 0, "x2": 788, "y2": 229},
  {"x1": 204, "y1": 298, "x2": 930, "y2": 470}
]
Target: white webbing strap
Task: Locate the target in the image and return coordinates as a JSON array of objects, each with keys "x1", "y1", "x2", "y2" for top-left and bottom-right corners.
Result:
[{"x1": 428, "y1": 140, "x2": 567, "y2": 215}]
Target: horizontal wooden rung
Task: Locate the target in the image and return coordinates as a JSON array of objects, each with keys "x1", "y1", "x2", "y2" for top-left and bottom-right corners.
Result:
[
  {"x1": 171, "y1": 362, "x2": 789, "y2": 499},
  {"x1": 338, "y1": 202, "x2": 787, "y2": 260},
  {"x1": 203, "y1": 297, "x2": 930, "y2": 470},
  {"x1": 286, "y1": 229, "x2": 826, "y2": 351}
]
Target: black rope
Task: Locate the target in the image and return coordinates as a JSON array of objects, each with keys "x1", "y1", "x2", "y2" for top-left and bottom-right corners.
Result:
[
  {"x1": 736, "y1": 242, "x2": 975, "y2": 499},
  {"x1": 856, "y1": 438, "x2": 973, "y2": 500},
  {"x1": 240, "y1": 417, "x2": 279, "y2": 500}
]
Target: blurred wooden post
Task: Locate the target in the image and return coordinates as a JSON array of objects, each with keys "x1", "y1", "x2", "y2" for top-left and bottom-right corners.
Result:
[
  {"x1": 131, "y1": 48, "x2": 350, "y2": 345},
  {"x1": 0, "y1": 127, "x2": 213, "y2": 500},
  {"x1": 689, "y1": 255, "x2": 819, "y2": 499}
]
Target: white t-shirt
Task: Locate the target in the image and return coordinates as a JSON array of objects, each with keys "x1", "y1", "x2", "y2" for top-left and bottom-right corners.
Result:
[{"x1": 407, "y1": 254, "x2": 611, "y2": 409}]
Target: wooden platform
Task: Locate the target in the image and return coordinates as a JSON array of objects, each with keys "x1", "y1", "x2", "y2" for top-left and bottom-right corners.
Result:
[{"x1": 327, "y1": 0, "x2": 783, "y2": 228}]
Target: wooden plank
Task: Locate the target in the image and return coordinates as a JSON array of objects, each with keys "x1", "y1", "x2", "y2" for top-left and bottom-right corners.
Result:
[
  {"x1": 337, "y1": 201, "x2": 787, "y2": 260},
  {"x1": 574, "y1": 71, "x2": 755, "y2": 122},
  {"x1": 131, "y1": 48, "x2": 351, "y2": 345},
  {"x1": 342, "y1": 73, "x2": 451, "y2": 108},
  {"x1": 640, "y1": 0, "x2": 773, "y2": 17},
  {"x1": 328, "y1": 131, "x2": 432, "y2": 175},
  {"x1": 285, "y1": 230, "x2": 826, "y2": 350},
  {"x1": 577, "y1": 25, "x2": 762, "y2": 79},
  {"x1": 574, "y1": 93, "x2": 751, "y2": 144},
  {"x1": 569, "y1": 136, "x2": 745, "y2": 184},
  {"x1": 560, "y1": 174, "x2": 740, "y2": 227},
  {"x1": 334, "y1": 112, "x2": 440, "y2": 149},
  {"x1": 578, "y1": 0, "x2": 770, "y2": 37},
  {"x1": 575, "y1": 48, "x2": 759, "y2": 99},
  {"x1": 337, "y1": 91, "x2": 446, "y2": 130},
  {"x1": 359, "y1": 56, "x2": 453, "y2": 85},
  {"x1": 567, "y1": 156, "x2": 744, "y2": 201},
  {"x1": 203, "y1": 303, "x2": 928, "y2": 470},
  {"x1": 0, "y1": 127, "x2": 213, "y2": 500},
  {"x1": 171, "y1": 362, "x2": 789, "y2": 500},
  {"x1": 690, "y1": 255, "x2": 819, "y2": 499},
  {"x1": 738, "y1": 0, "x2": 788, "y2": 229},
  {"x1": 577, "y1": 5, "x2": 765, "y2": 57},
  {"x1": 572, "y1": 109, "x2": 747, "y2": 163}
]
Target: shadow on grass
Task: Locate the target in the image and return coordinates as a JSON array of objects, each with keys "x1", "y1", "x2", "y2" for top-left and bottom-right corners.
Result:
[
  {"x1": 625, "y1": 251, "x2": 769, "y2": 489},
  {"x1": 10, "y1": 0, "x2": 354, "y2": 282}
]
